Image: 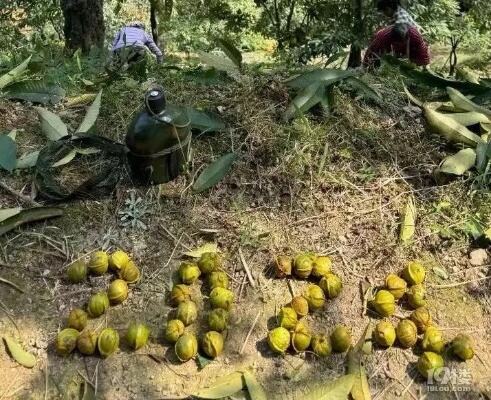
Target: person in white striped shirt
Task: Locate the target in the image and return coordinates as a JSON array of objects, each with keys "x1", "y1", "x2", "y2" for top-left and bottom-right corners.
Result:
[{"x1": 108, "y1": 21, "x2": 163, "y2": 72}]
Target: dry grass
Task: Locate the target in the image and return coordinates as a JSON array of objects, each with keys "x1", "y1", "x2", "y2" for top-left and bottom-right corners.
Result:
[{"x1": 0, "y1": 59, "x2": 491, "y2": 399}]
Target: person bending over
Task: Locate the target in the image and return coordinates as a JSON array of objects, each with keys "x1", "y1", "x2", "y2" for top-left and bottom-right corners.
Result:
[
  {"x1": 109, "y1": 21, "x2": 163, "y2": 71},
  {"x1": 363, "y1": 0, "x2": 430, "y2": 68}
]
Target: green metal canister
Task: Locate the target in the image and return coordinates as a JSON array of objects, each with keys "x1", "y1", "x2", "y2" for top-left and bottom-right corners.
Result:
[{"x1": 126, "y1": 88, "x2": 191, "y2": 184}]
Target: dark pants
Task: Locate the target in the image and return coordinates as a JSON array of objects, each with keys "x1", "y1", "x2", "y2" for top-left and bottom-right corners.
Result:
[{"x1": 106, "y1": 45, "x2": 147, "y2": 74}]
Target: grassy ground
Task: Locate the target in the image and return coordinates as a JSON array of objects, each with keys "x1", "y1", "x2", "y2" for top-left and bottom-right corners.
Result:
[{"x1": 0, "y1": 50, "x2": 491, "y2": 399}]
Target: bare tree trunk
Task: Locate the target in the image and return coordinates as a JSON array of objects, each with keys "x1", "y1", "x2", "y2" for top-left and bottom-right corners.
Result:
[
  {"x1": 348, "y1": 0, "x2": 363, "y2": 68},
  {"x1": 61, "y1": 0, "x2": 104, "y2": 54},
  {"x1": 150, "y1": 0, "x2": 159, "y2": 45}
]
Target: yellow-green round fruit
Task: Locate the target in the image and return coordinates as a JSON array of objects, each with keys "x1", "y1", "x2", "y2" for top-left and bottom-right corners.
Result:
[
  {"x1": 422, "y1": 326, "x2": 445, "y2": 354},
  {"x1": 107, "y1": 279, "x2": 129, "y2": 304},
  {"x1": 201, "y1": 331, "x2": 224, "y2": 358},
  {"x1": 291, "y1": 296, "x2": 309, "y2": 317},
  {"x1": 164, "y1": 319, "x2": 185, "y2": 343},
  {"x1": 176, "y1": 300, "x2": 198, "y2": 326},
  {"x1": 87, "y1": 292, "x2": 109, "y2": 318},
  {"x1": 88, "y1": 251, "x2": 109, "y2": 275},
  {"x1": 208, "y1": 271, "x2": 229, "y2": 290},
  {"x1": 268, "y1": 327, "x2": 290, "y2": 354},
  {"x1": 407, "y1": 284, "x2": 426, "y2": 309},
  {"x1": 209, "y1": 287, "x2": 234, "y2": 310},
  {"x1": 396, "y1": 319, "x2": 418, "y2": 348},
  {"x1": 109, "y1": 250, "x2": 130, "y2": 271},
  {"x1": 371, "y1": 290, "x2": 395, "y2": 317},
  {"x1": 417, "y1": 352, "x2": 444, "y2": 378},
  {"x1": 293, "y1": 253, "x2": 314, "y2": 279},
  {"x1": 278, "y1": 307, "x2": 298, "y2": 330},
  {"x1": 175, "y1": 333, "x2": 198, "y2": 362},
  {"x1": 119, "y1": 261, "x2": 140, "y2": 284},
  {"x1": 275, "y1": 255, "x2": 292, "y2": 278},
  {"x1": 126, "y1": 322, "x2": 150, "y2": 350},
  {"x1": 66, "y1": 260, "x2": 87, "y2": 283},
  {"x1": 450, "y1": 334, "x2": 474, "y2": 361},
  {"x1": 312, "y1": 256, "x2": 332, "y2": 278},
  {"x1": 67, "y1": 308, "x2": 88, "y2": 331},
  {"x1": 169, "y1": 284, "x2": 191, "y2": 306},
  {"x1": 330, "y1": 325, "x2": 352, "y2": 353},
  {"x1": 410, "y1": 307, "x2": 432, "y2": 333},
  {"x1": 402, "y1": 261, "x2": 426, "y2": 285},
  {"x1": 311, "y1": 334, "x2": 331, "y2": 357},
  {"x1": 97, "y1": 328, "x2": 119, "y2": 357},
  {"x1": 385, "y1": 274, "x2": 407, "y2": 300},
  {"x1": 208, "y1": 308, "x2": 229, "y2": 332},
  {"x1": 319, "y1": 273, "x2": 343, "y2": 299},
  {"x1": 77, "y1": 330, "x2": 98, "y2": 355},
  {"x1": 179, "y1": 262, "x2": 201, "y2": 285},
  {"x1": 303, "y1": 284, "x2": 325, "y2": 310},
  {"x1": 56, "y1": 328, "x2": 79, "y2": 355},
  {"x1": 198, "y1": 252, "x2": 221, "y2": 274},
  {"x1": 373, "y1": 320, "x2": 396, "y2": 347},
  {"x1": 292, "y1": 321, "x2": 311, "y2": 352}
]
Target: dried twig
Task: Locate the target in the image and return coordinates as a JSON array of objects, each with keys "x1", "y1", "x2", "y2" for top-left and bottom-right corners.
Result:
[
  {"x1": 0, "y1": 181, "x2": 41, "y2": 207},
  {"x1": 0, "y1": 276, "x2": 24, "y2": 293},
  {"x1": 238, "y1": 247, "x2": 256, "y2": 288},
  {"x1": 429, "y1": 276, "x2": 491, "y2": 289},
  {"x1": 239, "y1": 311, "x2": 262, "y2": 355}
]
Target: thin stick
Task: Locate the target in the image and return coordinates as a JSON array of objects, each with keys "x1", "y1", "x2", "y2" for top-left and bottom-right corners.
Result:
[
  {"x1": 149, "y1": 234, "x2": 183, "y2": 280},
  {"x1": 429, "y1": 276, "x2": 491, "y2": 289},
  {"x1": 94, "y1": 361, "x2": 100, "y2": 397},
  {"x1": 400, "y1": 376, "x2": 416, "y2": 400},
  {"x1": 44, "y1": 358, "x2": 48, "y2": 400},
  {"x1": 0, "y1": 181, "x2": 40, "y2": 207},
  {"x1": 239, "y1": 311, "x2": 261, "y2": 355},
  {"x1": 159, "y1": 224, "x2": 192, "y2": 251},
  {"x1": 0, "y1": 277, "x2": 24, "y2": 293},
  {"x1": 0, "y1": 301, "x2": 19, "y2": 332},
  {"x1": 238, "y1": 247, "x2": 256, "y2": 288}
]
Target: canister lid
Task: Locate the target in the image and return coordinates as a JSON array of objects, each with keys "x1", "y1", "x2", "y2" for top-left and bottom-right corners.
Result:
[{"x1": 145, "y1": 88, "x2": 166, "y2": 115}]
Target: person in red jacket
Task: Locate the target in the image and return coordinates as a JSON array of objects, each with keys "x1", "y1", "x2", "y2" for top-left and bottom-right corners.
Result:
[{"x1": 364, "y1": 0, "x2": 430, "y2": 68}]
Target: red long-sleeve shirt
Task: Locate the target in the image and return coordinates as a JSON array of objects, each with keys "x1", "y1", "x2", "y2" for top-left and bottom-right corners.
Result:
[{"x1": 363, "y1": 26, "x2": 430, "y2": 67}]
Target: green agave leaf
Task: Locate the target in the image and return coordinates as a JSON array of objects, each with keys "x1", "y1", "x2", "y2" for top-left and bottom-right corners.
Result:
[
  {"x1": 299, "y1": 375, "x2": 355, "y2": 400},
  {"x1": 76, "y1": 89, "x2": 102, "y2": 133},
  {"x1": 284, "y1": 82, "x2": 324, "y2": 121},
  {"x1": 191, "y1": 371, "x2": 244, "y2": 399},
  {"x1": 447, "y1": 87, "x2": 491, "y2": 118},
  {"x1": 216, "y1": 37, "x2": 242, "y2": 68},
  {"x1": 456, "y1": 67, "x2": 480, "y2": 84},
  {"x1": 0, "y1": 134, "x2": 17, "y2": 172},
  {"x1": 186, "y1": 107, "x2": 225, "y2": 133},
  {"x1": 0, "y1": 207, "x2": 22, "y2": 223},
  {"x1": 400, "y1": 196, "x2": 416, "y2": 244},
  {"x1": 193, "y1": 153, "x2": 237, "y2": 193},
  {"x1": 345, "y1": 77, "x2": 381, "y2": 102},
  {"x1": 16, "y1": 151, "x2": 39, "y2": 169},
  {"x1": 34, "y1": 107, "x2": 68, "y2": 141},
  {"x1": 383, "y1": 56, "x2": 488, "y2": 95},
  {"x1": 424, "y1": 107, "x2": 483, "y2": 147},
  {"x1": 0, "y1": 55, "x2": 32, "y2": 90},
  {"x1": 5, "y1": 81, "x2": 65, "y2": 105},
  {"x1": 438, "y1": 148, "x2": 476, "y2": 176},
  {"x1": 242, "y1": 371, "x2": 267, "y2": 400},
  {"x1": 444, "y1": 112, "x2": 490, "y2": 126},
  {"x1": 0, "y1": 207, "x2": 64, "y2": 236},
  {"x1": 3, "y1": 336, "x2": 36, "y2": 368},
  {"x1": 476, "y1": 141, "x2": 491, "y2": 173},
  {"x1": 284, "y1": 69, "x2": 354, "y2": 89},
  {"x1": 198, "y1": 51, "x2": 240, "y2": 80}
]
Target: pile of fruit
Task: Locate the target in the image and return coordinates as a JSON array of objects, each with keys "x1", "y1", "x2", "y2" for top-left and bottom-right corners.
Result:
[
  {"x1": 369, "y1": 261, "x2": 475, "y2": 378},
  {"x1": 267, "y1": 253, "x2": 351, "y2": 356},
  {"x1": 164, "y1": 251, "x2": 234, "y2": 362},
  {"x1": 56, "y1": 250, "x2": 148, "y2": 357}
]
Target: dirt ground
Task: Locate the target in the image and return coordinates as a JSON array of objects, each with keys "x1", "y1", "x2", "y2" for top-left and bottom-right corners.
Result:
[{"x1": 0, "y1": 63, "x2": 491, "y2": 400}]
